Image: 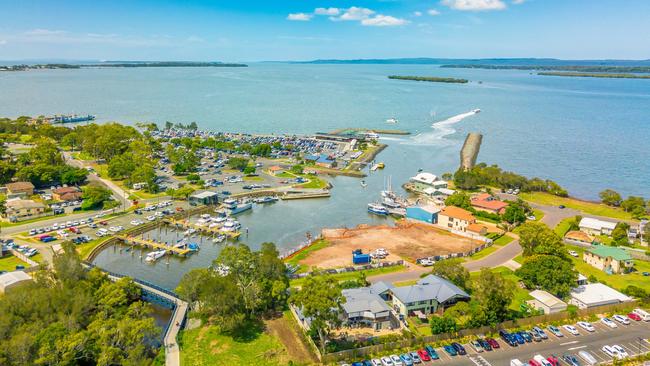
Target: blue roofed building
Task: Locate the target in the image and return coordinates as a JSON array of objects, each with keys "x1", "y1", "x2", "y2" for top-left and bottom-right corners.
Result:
[
  {"x1": 406, "y1": 205, "x2": 440, "y2": 224},
  {"x1": 391, "y1": 274, "x2": 470, "y2": 317}
]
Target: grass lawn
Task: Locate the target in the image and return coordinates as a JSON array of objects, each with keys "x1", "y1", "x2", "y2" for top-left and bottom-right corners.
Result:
[
  {"x1": 289, "y1": 265, "x2": 406, "y2": 287},
  {"x1": 284, "y1": 239, "x2": 329, "y2": 271},
  {"x1": 0, "y1": 255, "x2": 29, "y2": 272},
  {"x1": 179, "y1": 323, "x2": 292, "y2": 366},
  {"x1": 520, "y1": 192, "x2": 637, "y2": 221},
  {"x1": 295, "y1": 176, "x2": 328, "y2": 190},
  {"x1": 243, "y1": 175, "x2": 263, "y2": 181},
  {"x1": 532, "y1": 209, "x2": 545, "y2": 222},
  {"x1": 494, "y1": 235, "x2": 514, "y2": 246},
  {"x1": 77, "y1": 238, "x2": 110, "y2": 260},
  {"x1": 470, "y1": 266, "x2": 532, "y2": 311},
  {"x1": 71, "y1": 151, "x2": 95, "y2": 161},
  {"x1": 567, "y1": 245, "x2": 650, "y2": 293},
  {"x1": 554, "y1": 218, "x2": 575, "y2": 237},
  {"x1": 469, "y1": 245, "x2": 500, "y2": 260},
  {"x1": 275, "y1": 172, "x2": 294, "y2": 179}
]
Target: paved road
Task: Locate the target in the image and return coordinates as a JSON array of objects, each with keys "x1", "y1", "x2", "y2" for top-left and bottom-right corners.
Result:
[
  {"x1": 430, "y1": 319, "x2": 650, "y2": 366},
  {"x1": 463, "y1": 239, "x2": 522, "y2": 272}
]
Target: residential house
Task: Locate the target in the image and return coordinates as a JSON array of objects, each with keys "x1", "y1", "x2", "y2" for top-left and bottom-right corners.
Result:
[
  {"x1": 4, "y1": 199, "x2": 46, "y2": 221},
  {"x1": 527, "y1": 290, "x2": 568, "y2": 314},
  {"x1": 52, "y1": 186, "x2": 82, "y2": 202},
  {"x1": 438, "y1": 206, "x2": 477, "y2": 233},
  {"x1": 564, "y1": 230, "x2": 594, "y2": 244},
  {"x1": 467, "y1": 223, "x2": 488, "y2": 236},
  {"x1": 579, "y1": 217, "x2": 617, "y2": 236},
  {"x1": 583, "y1": 245, "x2": 633, "y2": 274},
  {"x1": 470, "y1": 193, "x2": 509, "y2": 215},
  {"x1": 5, "y1": 181, "x2": 35, "y2": 198},
  {"x1": 569, "y1": 283, "x2": 632, "y2": 309},
  {"x1": 409, "y1": 172, "x2": 438, "y2": 191},
  {"x1": 406, "y1": 205, "x2": 440, "y2": 224},
  {"x1": 340, "y1": 287, "x2": 397, "y2": 330},
  {"x1": 390, "y1": 274, "x2": 470, "y2": 317}
]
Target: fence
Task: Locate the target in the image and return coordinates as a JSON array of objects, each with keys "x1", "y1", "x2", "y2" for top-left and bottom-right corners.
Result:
[
  {"x1": 288, "y1": 260, "x2": 405, "y2": 280},
  {"x1": 318, "y1": 301, "x2": 638, "y2": 363}
]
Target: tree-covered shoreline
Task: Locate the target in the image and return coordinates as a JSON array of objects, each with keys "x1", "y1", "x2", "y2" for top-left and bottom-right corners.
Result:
[{"x1": 388, "y1": 75, "x2": 468, "y2": 83}]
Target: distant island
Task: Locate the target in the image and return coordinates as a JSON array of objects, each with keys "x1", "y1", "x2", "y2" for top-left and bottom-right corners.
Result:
[
  {"x1": 441, "y1": 64, "x2": 650, "y2": 73},
  {"x1": 0, "y1": 61, "x2": 247, "y2": 71},
  {"x1": 388, "y1": 75, "x2": 468, "y2": 83},
  {"x1": 293, "y1": 58, "x2": 650, "y2": 67},
  {"x1": 538, "y1": 72, "x2": 650, "y2": 79}
]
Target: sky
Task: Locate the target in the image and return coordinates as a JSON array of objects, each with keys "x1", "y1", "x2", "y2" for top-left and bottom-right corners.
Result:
[{"x1": 0, "y1": 0, "x2": 649, "y2": 62}]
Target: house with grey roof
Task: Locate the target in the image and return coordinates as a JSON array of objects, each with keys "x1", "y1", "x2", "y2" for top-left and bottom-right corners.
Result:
[
  {"x1": 340, "y1": 287, "x2": 397, "y2": 331},
  {"x1": 390, "y1": 274, "x2": 470, "y2": 317}
]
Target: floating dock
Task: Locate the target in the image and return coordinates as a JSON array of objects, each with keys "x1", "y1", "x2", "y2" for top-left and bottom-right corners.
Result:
[
  {"x1": 163, "y1": 218, "x2": 241, "y2": 240},
  {"x1": 116, "y1": 235, "x2": 191, "y2": 256}
]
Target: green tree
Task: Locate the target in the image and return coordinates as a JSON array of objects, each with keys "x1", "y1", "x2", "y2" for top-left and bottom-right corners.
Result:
[
  {"x1": 516, "y1": 255, "x2": 578, "y2": 297},
  {"x1": 429, "y1": 258, "x2": 470, "y2": 291},
  {"x1": 290, "y1": 273, "x2": 345, "y2": 353},
  {"x1": 81, "y1": 183, "x2": 113, "y2": 210},
  {"x1": 503, "y1": 203, "x2": 527, "y2": 225},
  {"x1": 611, "y1": 223, "x2": 630, "y2": 246},
  {"x1": 621, "y1": 196, "x2": 645, "y2": 214},
  {"x1": 444, "y1": 192, "x2": 473, "y2": 211},
  {"x1": 227, "y1": 157, "x2": 249, "y2": 171},
  {"x1": 430, "y1": 316, "x2": 457, "y2": 334},
  {"x1": 518, "y1": 221, "x2": 568, "y2": 259},
  {"x1": 471, "y1": 268, "x2": 515, "y2": 324},
  {"x1": 599, "y1": 189, "x2": 622, "y2": 206}
]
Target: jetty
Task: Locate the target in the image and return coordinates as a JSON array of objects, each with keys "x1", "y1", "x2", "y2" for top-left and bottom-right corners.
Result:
[
  {"x1": 460, "y1": 132, "x2": 483, "y2": 170},
  {"x1": 115, "y1": 235, "x2": 191, "y2": 256},
  {"x1": 163, "y1": 218, "x2": 242, "y2": 240},
  {"x1": 282, "y1": 189, "x2": 331, "y2": 200}
]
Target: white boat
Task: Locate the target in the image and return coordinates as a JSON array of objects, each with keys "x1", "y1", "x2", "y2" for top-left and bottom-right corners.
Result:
[
  {"x1": 386, "y1": 117, "x2": 398, "y2": 124},
  {"x1": 221, "y1": 219, "x2": 241, "y2": 232},
  {"x1": 368, "y1": 203, "x2": 389, "y2": 215},
  {"x1": 370, "y1": 163, "x2": 379, "y2": 171},
  {"x1": 212, "y1": 234, "x2": 226, "y2": 243},
  {"x1": 183, "y1": 228, "x2": 197, "y2": 236},
  {"x1": 145, "y1": 250, "x2": 166, "y2": 263},
  {"x1": 360, "y1": 180, "x2": 367, "y2": 188},
  {"x1": 472, "y1": 108, "x2": 481, "y2": 113}
]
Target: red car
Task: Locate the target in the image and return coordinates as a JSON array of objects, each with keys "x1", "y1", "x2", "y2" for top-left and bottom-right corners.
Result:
[
  {"x1": 529, "y1": 360, "x2": 542, "y2": 366},
  {"x1": 628, "y1": 312, "x2": 642, "y2": 321},
  {"x1": 486, "y1": 338, "x2": 500, "y2": 349},
  {"x1": 547, "y1": 356, "x2": 559, "y2": 366},
  {"x1": 417, "y1": 349, "x2": 431, "y2": 362}
]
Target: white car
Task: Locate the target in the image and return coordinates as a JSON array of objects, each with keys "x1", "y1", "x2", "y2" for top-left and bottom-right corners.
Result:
[
  {"x1": 578, "y1": 350, "x2": 597, "y2": 365},
  {"x1": 381, "y1": 356, "x2": 394, "y2": 366},
  {"x1": 563, "y1": 324, "x2": 579, "y2": 335},
  {"x1": 601, "y1": 317, "x2": 617, "y2": 328},
  {"x1": 372, "y1": 359, "x2": 383, "y2": 366},
  {"x1": 390, "y1": 355, "x2": 403, "y2": 366},
  {"x1": 130, "y1": 220, "x2": 141, "y2": 226},
  {"x1": 147, "y1": 215, "x2": 156, "y2": 221},
  {"x1": 613, "y1": 314, "x2": 630, "y2": 325},
  {"x1": 577, "y1": 321, "x2": 595, "y2": 332},
  {"x1": 109, "y1": 226, "x2": 120, "y2": 232},
  {"x1": 568, "y1": 250, "x2": 578, "y2": 257},
  {"x1": 533, "y1": 355, "x2": 552, "y2": 366},
  {"x1": 602, "y1": 345, "x2": 623, "y2": 360},
  {"x1": 612, "y1": 345, "x2": 628, "y2": 358},
  {"x1": 95, "y1": 231, "x2": 105, "y2": 237}
]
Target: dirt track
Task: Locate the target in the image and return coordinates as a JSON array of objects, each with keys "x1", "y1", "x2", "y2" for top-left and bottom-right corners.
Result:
[{"x1": 300, "y1": 220, "x2": 482, "y2": 268}]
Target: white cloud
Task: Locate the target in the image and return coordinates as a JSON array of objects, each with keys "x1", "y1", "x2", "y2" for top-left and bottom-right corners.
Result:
[
  {"x1": 441, "y1": 0, "x2": 507, "y2": 11},
  {"x1": 413, "y1": 11, "x2": 423, "y2": 17},
  {"x1": 361, "y1": 15, "x2": 408, "y2": 27},
  {"x1": 287, "y1": 13, "x2": 313, "y2": 21},
  {"x1": 24, "y1": 29, "x2": 68, "y2": 36},
  {"x1": 428, "y1": 9, "x2": 441, "y2": 16},
  {"x1": 512, "y1": 0, "x2": 525, "y2": 3},
  {"x1": 314, "y1": 7, "x2": 340, "y2": 16},
  {"x1": 336, "y1": 7, "x2": 375, "y2": 21}
]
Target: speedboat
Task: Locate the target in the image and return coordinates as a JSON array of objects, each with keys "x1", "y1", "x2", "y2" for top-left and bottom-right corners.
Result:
[
  {"x1": 472, "y1": 108, "x2": 481, "y2": 113},
  {"x1": 368, "y1": 203, "x2": 389, "y2": 215},
  {"x1": 213, "y1": 234, "x2": 226, "y2": 243},
  {"x1": 386, "y1": 117, "x2": 398, "y2": 124},
  {"x1": 188, "y1": 242, "x2": 200, "y2": 251},
  {"x1": 360, "y1": 180, "x2": 367, "y2": 188}
]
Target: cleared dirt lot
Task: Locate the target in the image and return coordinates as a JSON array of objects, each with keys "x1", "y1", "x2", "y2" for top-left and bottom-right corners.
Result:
[{"x1": 300, "y1": 220, "x2": 482, "y2": 268}]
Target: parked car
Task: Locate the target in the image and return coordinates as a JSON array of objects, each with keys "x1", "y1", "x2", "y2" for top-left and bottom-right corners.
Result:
[
  {"x1": 380, "y1": 356, "x2": 393, "y2": 366},
  {"x1": 486, "y1": 338, "x2": 500, "y2": 349},
  {"x1": 443, "y1": 345, "x2": 457, "y2": 356},
  {"x1": 399, "y1": 354, "x2": 413, "y2": 366},
  {"x1": 546, "y1": 355, "x2": 560, "y2": 366},
  {"x1": 416, "y1": 349, "x2": 430, "y2": 362},
  {"x1": 601, "y1": 317, "x2": 617, "y2": 328},
  {"x1": 612, "y1": 345, "x2": 629, "y2": 358},
  {"x1": 424, "y1": 345, "x2": 439, "y2": 360},
  {"x1": 519, "y1": 331, "x2": 533, "y2": 343},
  {"x1": 613, "y1": 314, "x2": 630, "y2": 325},
  {"x1": 602, "y1": 345, "x2": 620, "y2": 359},
  {"x1": 477, "y1": 338, "x2": 492, "y2": 351},
  {"x1": 451, "y1": 342, "x2": 466, "y2": 355},
  {"x1": 578, "y1": 351, "x2": 597, "y2": 365},
  {"x1": 528, "y1": 359, "x2": 542, "y2": 366},
  {"x1": 577, "y1": 321, "x2": 595, "y2": 332},
  {"x1": 532, "y1": 326, "x2": 548, "y2": 339},
  {"x1": 512, "y1": 332, "x2": 526, "y2": 344},
  {"x1": 569, "y1": 250, "x2": 578, "y2": 257},
  {"x1": 371, "y1": 360, "x2": 382, "y2": 366},
  {"x1": 561, "y1": 354, "x2": 581, "y2": 366},
  {"x1": 533, "y1": 355, "x2": 552, "y2": 366},
  {"x1": 390, "y1": 355, "x2": 403, "y2": 366},
  {"x1": 563, "y1": 325, "x2": 579, "y2": 335},
  {"x1": 628, "y1": 312, "x2": 642, "y2": 321},
  {"x1": 469, "y1": 340, "x2": 483, "y2": 352},
  {"x1": 408, "y1": 352, "x2": 421, "y2": 364},
  {"x1": 547, "y1": 325, "x2": 564, "y2": 337}
]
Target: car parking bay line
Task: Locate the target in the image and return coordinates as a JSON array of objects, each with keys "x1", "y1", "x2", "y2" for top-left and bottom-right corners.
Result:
[{"x1": 595, "y1": 350, "x2": 612, "y2": 362}]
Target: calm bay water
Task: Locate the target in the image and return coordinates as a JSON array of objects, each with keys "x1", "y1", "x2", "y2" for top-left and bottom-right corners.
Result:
[{"x1": 1, "y1": 64, "x2": 648, "y2": 289}]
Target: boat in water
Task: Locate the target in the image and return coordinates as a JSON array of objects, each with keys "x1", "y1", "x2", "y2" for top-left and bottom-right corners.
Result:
[
  {"x1": 368, "y1": 203, "x2": 389, "y2": 215},
  {"x1": 386, "y1": 117, "x2": 398, "y2": 124},
  {"x1": 145, "y1": 250, "x2": 166, "y2": 263},
  {"x1": 472, "y1": 109, "x2": 481, "y2": 114},
  {"x1": 370, "y1": 163, "x2": 379, "y2": 171},
  {"x1": 212, "y1": 234, "x2": 226, "y2": 243},
  {"x1": 229, "y1": 202, "x2": 252, "y2": 215},
  {"x1": 188, "y1": 242, "x2": 200, "y2": 251},
  {"x1": 376, "y1": 162, "x2": 385, "y2": 169},
  {"x1": 254, "y1": 196, "x2": 278, "y2": 204},
  {"x1": 221, "y1": 219, "x2": 241, "y2": 232},
  {"x1": 360, "y1": 180, "x2": 367, "y2": 188},
  {"x1": 222, "y1": 198, "x2": 238, "y2": 209}
]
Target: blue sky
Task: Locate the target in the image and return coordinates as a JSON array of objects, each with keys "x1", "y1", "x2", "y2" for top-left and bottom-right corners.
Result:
[{"x1": 1, "y1": 0, "x2": 649, "y2": 61}]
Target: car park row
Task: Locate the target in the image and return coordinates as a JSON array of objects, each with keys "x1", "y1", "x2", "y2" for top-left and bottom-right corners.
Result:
[{"x1": 343, "y1": 309, "x2": 650, "y2": 366}]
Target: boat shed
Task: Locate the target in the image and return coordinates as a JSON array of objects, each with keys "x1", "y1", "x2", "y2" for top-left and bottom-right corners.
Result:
[
  {"x1": 0, "y1": 271, "x2": 33, "y2": 294},
  {"x1": 189, "y1": 190, "x2": 219, "y2": 206},
  {"x1": 406, "y1": 205, "x2": 440, "y2": 224}
]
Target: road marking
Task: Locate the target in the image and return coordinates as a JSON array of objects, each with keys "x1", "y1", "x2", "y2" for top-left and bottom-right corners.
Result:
[
  {"x1": 567, "y1": 345, "x2": 586, "y2": 351},
  {"x1": 561, "y1": 341, "x2": 580, "y2": 346}
]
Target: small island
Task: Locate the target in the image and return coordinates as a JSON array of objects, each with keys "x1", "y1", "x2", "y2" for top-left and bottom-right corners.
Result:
[
  {"x1": 388, "y1": 75, "x2": 468, "y2": 83},
  {"x1": 0, "y1": 61, "x2": 247, "y2": 72},
  {"x1": 538, "y1": 72, "x2": 650, "y2": 79},
  {"x1": 440, "y1": 64, "x2": 650, "y2": 73}
]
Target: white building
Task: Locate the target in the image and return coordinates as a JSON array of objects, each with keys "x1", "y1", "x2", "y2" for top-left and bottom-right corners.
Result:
[
  {"x1": 579, "y1": 217, "x2": 617, "y2": 236},
  {"x1": 569, "y1": 283, "x2": 632, "y2": 309},
  {"x1": 0, "y1": 271, "x2": 32, "y2": 294},
  {"x1": 527, "y1": 290, "x2": 568, "y2": 314}
]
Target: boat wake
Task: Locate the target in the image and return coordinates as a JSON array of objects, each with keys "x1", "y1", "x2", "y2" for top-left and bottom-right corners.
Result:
[{"x1": 404, "y1": 109, "x2": 480, "y2": 146}]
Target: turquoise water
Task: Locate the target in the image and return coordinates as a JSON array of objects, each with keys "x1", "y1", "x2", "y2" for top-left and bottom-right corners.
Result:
[{"x1": 2, "y1": 64, "x2": 649, "y2": 289}]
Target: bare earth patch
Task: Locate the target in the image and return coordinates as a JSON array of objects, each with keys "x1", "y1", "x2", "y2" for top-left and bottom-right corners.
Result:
[
  {"x1": 303, "y1": 220, "x2": 482, "y2": 268},
  {"x1": 265, "y1": 316, "x2": 317, "y2": 364}
]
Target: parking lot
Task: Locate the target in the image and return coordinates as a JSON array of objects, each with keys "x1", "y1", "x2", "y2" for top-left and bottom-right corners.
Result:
[{"x1": 346, "y1": 318, "x2": 650, "y2": 366}]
